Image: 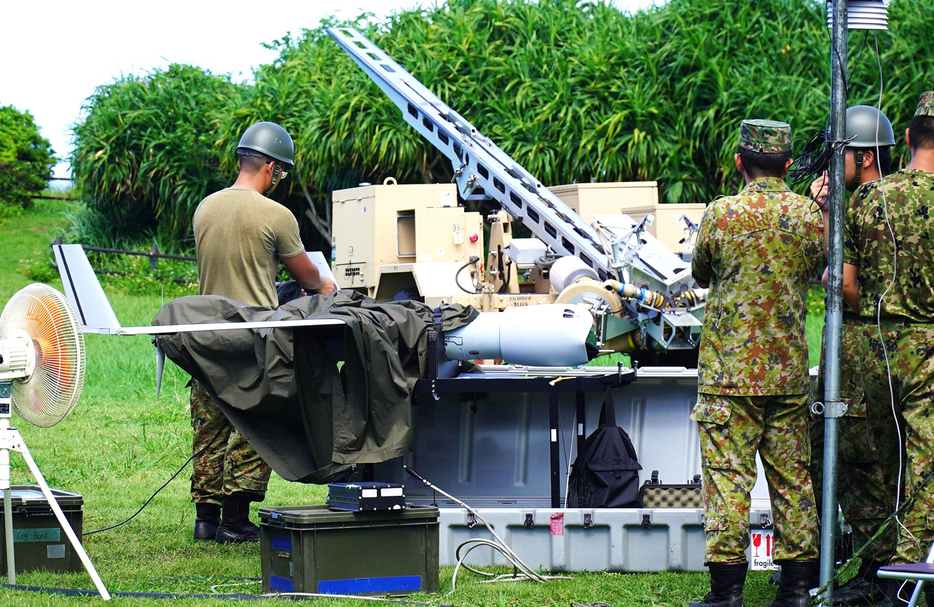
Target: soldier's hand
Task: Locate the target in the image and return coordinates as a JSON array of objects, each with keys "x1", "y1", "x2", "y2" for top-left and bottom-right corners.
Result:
[
  {"x1": 810, "y1": 171, "x2": 829, "y2": 211},
  {"x1": 316, "y1": 277, "x2": 339, "y2": 296}
]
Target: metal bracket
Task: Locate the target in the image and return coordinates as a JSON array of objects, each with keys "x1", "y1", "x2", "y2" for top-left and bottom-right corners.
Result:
[
  {"x1": 678, "y1": 214, "x2": 700, "y2": 251},
  {"x1": 596, "y1": 214, "x2": 652, "y2": 271},
  {"x1": 811, "y1": 400, "x2": 848, "y2": 418},
  {"x1": 0, "y1": 427, "x2": 24, "y2": 453}
]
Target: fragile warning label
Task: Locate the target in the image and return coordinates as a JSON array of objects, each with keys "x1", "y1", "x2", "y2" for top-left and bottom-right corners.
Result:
[{"x1": 750, "y1": 529, "x2": 780, "y2": 570}]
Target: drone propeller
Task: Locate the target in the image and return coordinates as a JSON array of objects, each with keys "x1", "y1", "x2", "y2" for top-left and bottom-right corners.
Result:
[{"x1": 155, "y1": 338, "x2": 165, "y2": 398}]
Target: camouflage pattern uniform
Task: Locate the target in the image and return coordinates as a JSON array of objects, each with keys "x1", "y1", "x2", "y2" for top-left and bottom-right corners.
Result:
[
  {"x1": 692, "y1": 119, "x2": 824, "y2": 564},
  {"x1": 809, "y1": 315, "x2": 900, "y2": 564},
  {"x1": 843, "y1": 93, "x2": 934, "y2": 564},
  {"x1": 190, "y1": 379, "x2": 271, "y2": 505}
]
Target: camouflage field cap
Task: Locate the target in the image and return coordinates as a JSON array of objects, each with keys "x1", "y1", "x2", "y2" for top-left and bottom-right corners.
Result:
[
  {"x1": 738, "y1": 119, "x2": 792, "y2": 153},
  {"x1": 914, "y1": 91, "x2": 934, "y2": 117}
]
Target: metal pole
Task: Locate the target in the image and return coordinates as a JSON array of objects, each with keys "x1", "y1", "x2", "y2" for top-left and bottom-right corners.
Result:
[
  {"x1": 0, "y1": 413, "x2": 14, "y2": 586},
  {"x1": 0, "y1": 387, "x2": 15, "y2": 585},
  {"x1": 818, "y1": 0, "x2": 848, "y2": 604},
  {"x1": 17, "y1": 438, "x2": 111, "y2": 600}
]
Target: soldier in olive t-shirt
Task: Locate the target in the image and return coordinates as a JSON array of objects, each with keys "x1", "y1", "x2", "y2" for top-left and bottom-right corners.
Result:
[
  {"x1": 193, "y1": 187, "x2": 305, "y2": 309},
  {"x1": 188, "y1": 122, "x2": 336, "y2": 545}
]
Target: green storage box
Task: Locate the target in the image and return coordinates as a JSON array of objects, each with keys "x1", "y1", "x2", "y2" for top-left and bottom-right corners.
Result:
[
  {"x1": 259, "y1": 504, "x2": 439, "y2": 596},
  {"x1": 0, "y1": 485, "x2": 83, "y2": 574}
]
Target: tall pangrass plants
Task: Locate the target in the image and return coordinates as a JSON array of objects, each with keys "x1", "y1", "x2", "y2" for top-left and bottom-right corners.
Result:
[{"x1": 70, "y1": 0, "x2": 934, "y2": 255}]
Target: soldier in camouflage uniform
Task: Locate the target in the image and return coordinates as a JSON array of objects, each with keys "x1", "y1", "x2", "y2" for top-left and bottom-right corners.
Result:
[
  {"x1": 842, "y1": 92, "x2": 934, "y2": 607},
  {"x1": 689, "y1": 119, "x2": 824, "y2": 607},
  {"x1": 190, "y1": 122, "x2": 336, "y2": 544},
  {"x1": 808, "y1": 106, "x2": 900, "y2": 607}
]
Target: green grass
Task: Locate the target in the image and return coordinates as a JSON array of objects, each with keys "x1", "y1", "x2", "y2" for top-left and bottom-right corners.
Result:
[{"x1": 0, "y1": 201, "x2": 823, "y2": 606}]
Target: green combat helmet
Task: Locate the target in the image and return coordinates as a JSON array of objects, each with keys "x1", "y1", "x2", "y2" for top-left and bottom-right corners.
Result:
[
  {"x1": 845, "y1": 105, "x2": 895, "y2": 148},
  {"x1": 237, "y1": 122, "x2": 295, "y2": 168},
  {"x1": 844, "y1": 106, "x2": 894, "y2": 190}
]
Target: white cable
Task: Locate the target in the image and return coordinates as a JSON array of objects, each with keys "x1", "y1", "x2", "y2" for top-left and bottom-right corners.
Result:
[
  {"x1": 451, "y1": 539, "x2": 567, "y2": 592},
  {"x1": 564, "y1": 407, "x2": 579, "y2": 506},
  {"x1": 403, "y1": 466, "x2": 560, "y2": 594},
  {"x1": 868, "y1": 33, "x2": 909, "y2": 547},
  {"x1": 264, "y1": 591, "x2": 395, "y2": 601},
  {"x1": 209, "y1": 580, "x2": 260, "y2": 593}
]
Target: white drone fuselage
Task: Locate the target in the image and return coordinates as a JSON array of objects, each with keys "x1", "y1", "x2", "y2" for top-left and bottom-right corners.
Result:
[{"x1": 52, "y1": 244, "x2": 596, "y2": 368}]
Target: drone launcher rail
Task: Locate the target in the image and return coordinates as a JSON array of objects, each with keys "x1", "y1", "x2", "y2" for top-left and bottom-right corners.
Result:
[{"x1": 327, "y1": 27, "x2": 613, "y2": 281}]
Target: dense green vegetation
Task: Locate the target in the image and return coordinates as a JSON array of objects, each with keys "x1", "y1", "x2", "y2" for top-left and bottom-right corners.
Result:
[
  {"x1": 67, "y1": 0, "x2": 934, "y2": 252},
  {"x1": 70, "y1": 64, "x2": 246, "y2": 249},
  {"x1": 0, "y1": 105, "x2": 56, "y2": 218}
]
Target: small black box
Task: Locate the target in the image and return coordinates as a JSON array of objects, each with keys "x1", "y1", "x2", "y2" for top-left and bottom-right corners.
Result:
[{"x1": 327, "y1": 482, "x2": 405, "y2": 512}]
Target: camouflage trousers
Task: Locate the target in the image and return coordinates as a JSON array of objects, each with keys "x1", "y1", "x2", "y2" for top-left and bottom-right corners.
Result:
[
  {"x1": 810, "y1": 318, "x2": 901, "y2": 564},
  {"x1": 693, "y1": 392, "x2": 820, "y2": 564},
  {"x1": 858, "y1": 322, "x2": 934, "y2": 565},
  {"x1": 190, "y1": 379, "x2": 271, "y2": 505}
]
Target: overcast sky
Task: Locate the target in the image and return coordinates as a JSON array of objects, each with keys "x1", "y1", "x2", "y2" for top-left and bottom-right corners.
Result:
[{"x1": 1, "y1": 0, "x2": 662, "y2": 180}]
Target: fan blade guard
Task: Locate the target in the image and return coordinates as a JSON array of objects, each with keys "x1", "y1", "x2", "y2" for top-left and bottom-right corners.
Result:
[{"x1": 0, "y1": 284, "x2": 86, "y2": 427}]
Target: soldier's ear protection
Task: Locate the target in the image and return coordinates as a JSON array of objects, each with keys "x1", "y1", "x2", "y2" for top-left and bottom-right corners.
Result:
[{"x1": 265, "y1": 160, "x2": 285, "y2": 196}]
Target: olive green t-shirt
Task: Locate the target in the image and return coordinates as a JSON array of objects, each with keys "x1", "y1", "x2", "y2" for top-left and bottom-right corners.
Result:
[{"x1": 193, "y1": 187, "x2": 305, "y2": 309}]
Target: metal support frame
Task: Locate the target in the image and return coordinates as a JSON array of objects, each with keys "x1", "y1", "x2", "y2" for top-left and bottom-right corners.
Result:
[
  {"x1": 327, "y1": 27, "x2": 612, "y2": 279},
  {"x1": 0, "y1": 383, "x2": 110, "y2": 599}
]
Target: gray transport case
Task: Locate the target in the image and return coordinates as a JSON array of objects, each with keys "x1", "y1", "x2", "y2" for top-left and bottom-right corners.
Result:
[
  {"x1": 436, "y1": 506, "x2": 774, "y2": 572},
  {"x1": 373, "y1": 366, "x2": 784, "y2": 571}
]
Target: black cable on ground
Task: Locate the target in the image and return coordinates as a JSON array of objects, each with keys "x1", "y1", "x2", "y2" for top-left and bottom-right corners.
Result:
[
  {"x1": 1, "y1": 584, "x2": 268, "y2": 600},
  {"x1": 83, "y1": 422, "x2": 229, "y2": 536},
  {"x1": 1, "y1": 584, "x2": 452, "y2": 605}
]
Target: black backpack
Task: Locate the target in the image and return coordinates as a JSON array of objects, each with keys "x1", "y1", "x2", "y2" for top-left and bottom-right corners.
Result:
[{"x1": 567, "y1": 389, "x2": 642, "y2": 508}]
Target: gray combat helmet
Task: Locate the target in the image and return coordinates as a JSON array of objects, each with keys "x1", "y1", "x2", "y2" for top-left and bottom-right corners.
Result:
[
  {"x1": 846, "y1": 105, "x2": 895, "y2": 148},
  {"x1": 237, "y1": 121, "x2": 295, "y2": 167}
]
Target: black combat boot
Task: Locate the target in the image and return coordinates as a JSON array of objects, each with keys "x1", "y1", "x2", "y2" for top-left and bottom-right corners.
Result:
[
  {"x1": 215, "y1": 493, "x2": 261, "y2": 544},
  {"x1": 193, "y1": 502, "x2": 221, "y2": 541},
  {"x1": 768, "y1": 560, "x2": 819, "y2": 607},
  {"x1": 689, "y1": 562, "x2": 748, "y2": 607},
  {"x1": 831, "y1": 561, "x2": 885, "y2": 606}
]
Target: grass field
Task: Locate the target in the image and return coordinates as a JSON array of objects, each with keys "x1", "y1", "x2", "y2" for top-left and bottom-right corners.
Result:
[{"x1": 0, "y1": 200, "x2": 821, "y2": 606}]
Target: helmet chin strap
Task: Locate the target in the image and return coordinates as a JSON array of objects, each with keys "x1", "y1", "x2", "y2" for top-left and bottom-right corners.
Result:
[
  {"x1": 264, "y1": 163, "x2": 282, "y2": 196},
  {"x1": 849, "y1": 149, "x2": 864, "y2": 191}
]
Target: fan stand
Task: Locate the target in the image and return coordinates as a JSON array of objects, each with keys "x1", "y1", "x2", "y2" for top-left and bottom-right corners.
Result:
[{"x1": 0, "y1": 382, "x2": 111, "y2": 600}]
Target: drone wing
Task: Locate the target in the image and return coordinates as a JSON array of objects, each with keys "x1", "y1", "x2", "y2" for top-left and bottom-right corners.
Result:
[{"x1": 51, "y1": 243, "x2": 345, "y2": 335}]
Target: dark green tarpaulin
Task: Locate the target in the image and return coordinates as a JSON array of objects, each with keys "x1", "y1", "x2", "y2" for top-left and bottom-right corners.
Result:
[{"x1": 152, "y1": 291, "x2": 477, "y2": 483}]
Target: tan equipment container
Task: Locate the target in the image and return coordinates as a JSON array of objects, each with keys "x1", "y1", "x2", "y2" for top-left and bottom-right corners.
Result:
[
  {"x1": 331, "y1": 180, "x2": 484, "y2": 305},
  {"x1": 549, "y1": 182, "x2": 659, "y2": 237}
]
